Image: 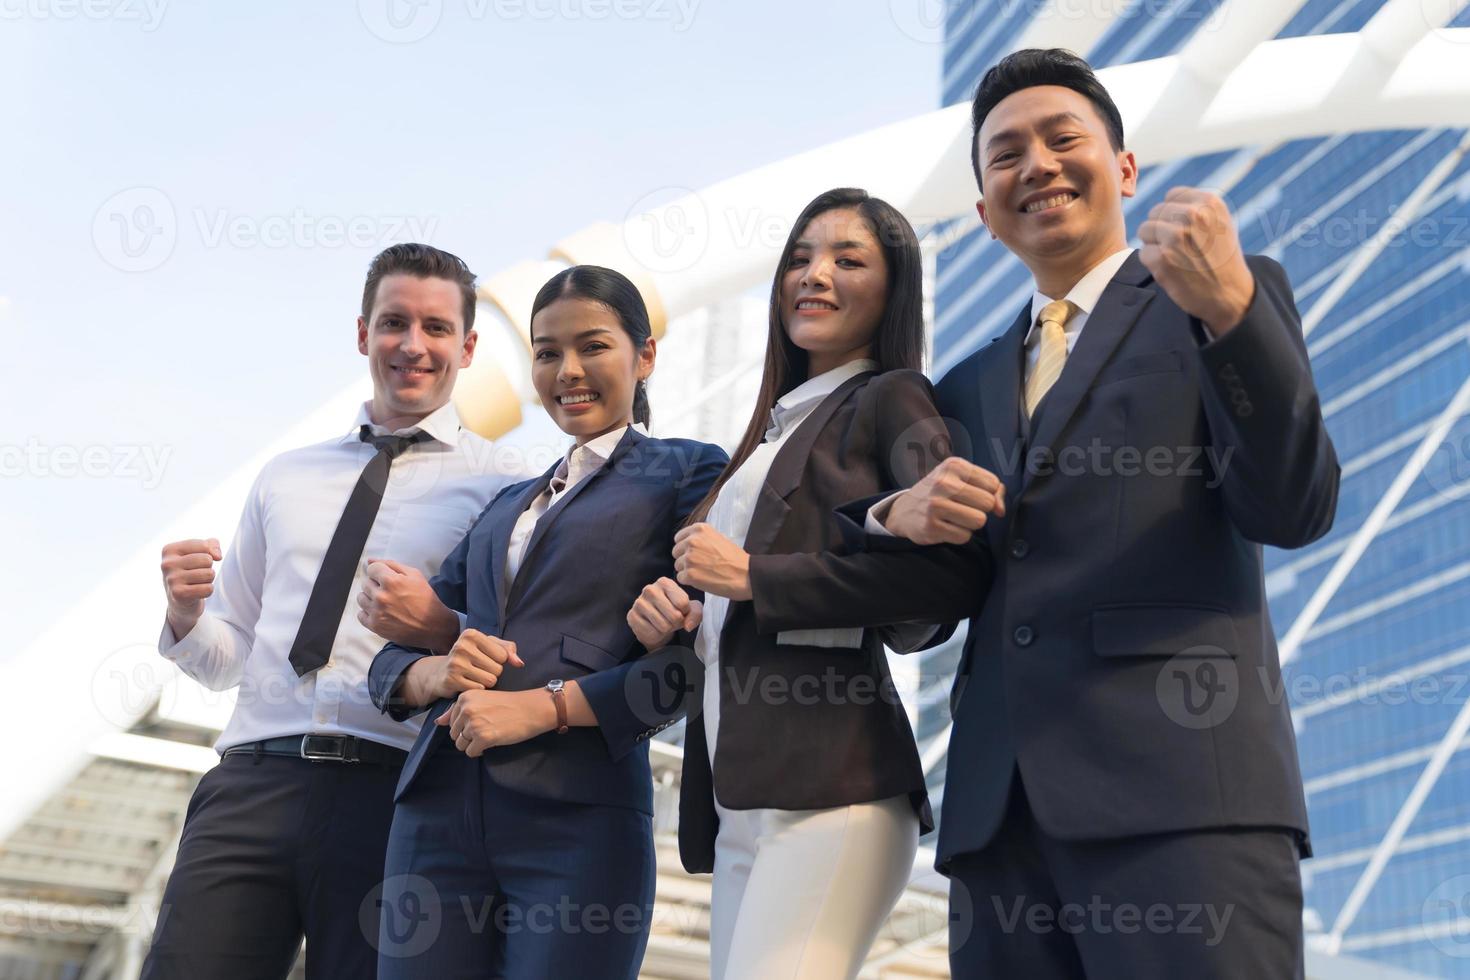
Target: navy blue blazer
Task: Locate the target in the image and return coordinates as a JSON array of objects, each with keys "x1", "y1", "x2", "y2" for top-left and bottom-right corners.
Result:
[
  {"x1": 749, "y1": 254, "x2": 1338, "y2": 870},
  {"x1": 368, "y1": 426, "x2": 727, "y2": 812}
]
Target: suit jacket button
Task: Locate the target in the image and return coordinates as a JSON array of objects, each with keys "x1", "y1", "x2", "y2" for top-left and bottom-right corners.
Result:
[
  {"x1": 1010, "y1": 539, "x2": 1030, "y2": 560},
  {"x1": 1014, "y1": 626, "x2": 1035, "y2": 647}
]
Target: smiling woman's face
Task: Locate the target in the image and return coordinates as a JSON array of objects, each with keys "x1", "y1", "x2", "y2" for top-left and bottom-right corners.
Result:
[
  {"x1": 530, "y1": 296, "x2": 655, "y2": 444},
  {"x1": 778, "y1": 207, "x2": 888, "y2": 377}
]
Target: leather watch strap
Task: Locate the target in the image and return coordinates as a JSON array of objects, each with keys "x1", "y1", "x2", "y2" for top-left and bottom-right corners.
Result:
[{"x1": 546, "y1": 679, "x2": 569, "y2": 735}]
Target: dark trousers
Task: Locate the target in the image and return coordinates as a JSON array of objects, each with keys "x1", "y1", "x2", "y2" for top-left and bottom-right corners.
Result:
[
  {"x1": 948, "y1": 775, "x2": 1304, "y2": 980},
  {"x1": 140, "y1": 751, "x2": 401, "y2": 980},
  {"x1": 377, "y1": 743, "x2": 656, "y2": 979}
]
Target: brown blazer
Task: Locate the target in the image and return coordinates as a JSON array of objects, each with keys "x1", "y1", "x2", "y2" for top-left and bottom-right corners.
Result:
[{"x1": 678, "y1": 368, "x2": 989, "y2": 873}]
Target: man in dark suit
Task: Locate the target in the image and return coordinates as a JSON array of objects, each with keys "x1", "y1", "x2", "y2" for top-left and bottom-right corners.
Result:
[{"x1": 676, "y1": 48, "x2": 1338, "y2": 978}]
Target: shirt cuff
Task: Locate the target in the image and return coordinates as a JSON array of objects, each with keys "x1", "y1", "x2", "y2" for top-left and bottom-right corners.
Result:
[
  {"x1": 157, "y1": 613, "x2": 225, "y2": 668},
  {"x1": 865, "y1": 492, "x2": 905, "y2": 538}
]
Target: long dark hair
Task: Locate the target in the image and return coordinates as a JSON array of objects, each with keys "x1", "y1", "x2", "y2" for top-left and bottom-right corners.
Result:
[
  {"x1": 528, "y1": 264, "x2": 653, "y2": 427},
  {"x1": 689, "y1": 187, "x2": 925, "y2": 523}
]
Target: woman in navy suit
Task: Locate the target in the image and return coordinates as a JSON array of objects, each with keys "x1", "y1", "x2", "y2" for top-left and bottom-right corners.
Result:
[
  {"x1": 628, "y1": 188, "x2": 986, "y2": 979},
  {"x1": 365, "y1": 265, "x2": 726, "y2": 979}
]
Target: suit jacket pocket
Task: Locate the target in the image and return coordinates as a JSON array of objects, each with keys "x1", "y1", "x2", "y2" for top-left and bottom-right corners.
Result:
[
  {"x1": 560, "y1": 633, "x2": 624, "y2": 672},
  {"x1": 1091, "y1": 603, "x2": 1239, "y2": 658},
  {"x1": 1093, "y1": 350, "x2": 1183, "y2": 388}
]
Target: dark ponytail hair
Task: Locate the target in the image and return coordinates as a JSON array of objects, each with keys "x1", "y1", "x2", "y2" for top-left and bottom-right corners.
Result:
[
  {"x1": 688, "y1": 187, "x2": 925, "y2": 523},
  {"x1": 529, "y1": 264, "x2": 653, "y2": 427}
]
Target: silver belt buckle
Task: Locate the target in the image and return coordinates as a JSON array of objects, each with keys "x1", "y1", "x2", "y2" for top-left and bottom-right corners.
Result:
[{"x1": 300, "y1": 734, "x2": 349, "y2": 761}]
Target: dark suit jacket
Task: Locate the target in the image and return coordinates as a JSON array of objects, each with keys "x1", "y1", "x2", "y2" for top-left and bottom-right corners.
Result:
[
  {"x1": 367, "y1": 427, "x2": 727, "y2": 813},
  {"x1": 675, "y1": 368, "x2": 988, "y2": 873},
  {"x1": 747, "y1": 253, "x2": 1339, "y2": 871}
]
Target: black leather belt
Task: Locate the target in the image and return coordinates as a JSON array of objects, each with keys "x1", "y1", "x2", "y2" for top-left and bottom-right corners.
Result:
[{"x1": 223, "y1": 734, "x2": 408, "y2": 767}]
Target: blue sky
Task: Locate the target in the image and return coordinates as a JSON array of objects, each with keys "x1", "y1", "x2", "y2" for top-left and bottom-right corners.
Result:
[{"x1": 1, "y1": 1, "x2": 942, "y2": 649}]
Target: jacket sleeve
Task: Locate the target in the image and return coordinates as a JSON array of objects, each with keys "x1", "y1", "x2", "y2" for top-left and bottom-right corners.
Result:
[
  {"x1": 1197, "y1": 255, "x2": 1340, "y2": 548},
  {"x1": 576, "y1": 441, "x2": 729, "y2": 762},
  {"x1": 863, "y1": 369, "x2": 965, "y2": 652},
  {"x1": 749, "y1": 531, "x2": 991, "y2": 634}
]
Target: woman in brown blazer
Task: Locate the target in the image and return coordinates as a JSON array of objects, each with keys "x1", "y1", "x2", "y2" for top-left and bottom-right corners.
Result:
[{"x1": 628, "y1": 188, "x2": 989, "y2": 979}]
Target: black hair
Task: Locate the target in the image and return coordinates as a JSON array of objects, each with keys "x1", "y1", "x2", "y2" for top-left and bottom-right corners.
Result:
[
  {"x1": 689, "y1": 187, "x2": 925, "y2": 523},
  {"x1": 529, "y1": 265, "x2": 654, "y2": 427},
  {"x1": 969, "y1": 48, "x2": 1126, "y2": 191}
]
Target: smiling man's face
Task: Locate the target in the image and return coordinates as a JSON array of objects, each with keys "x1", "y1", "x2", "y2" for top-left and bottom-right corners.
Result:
[
  {"x1": 358, "y1": 273, "x2": 476, "y2": 427},
  {"x1": 976, "y1": 84, "x2": 1138, "y2": 291}
]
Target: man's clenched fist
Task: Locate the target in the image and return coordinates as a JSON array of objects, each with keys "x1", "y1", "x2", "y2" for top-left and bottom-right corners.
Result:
[
  {"x1": 161, "y1": 538, "x2": 221, "y2": 640},
  {"x1": 883, "y1": 457, "x2": 1006, "y2": 545},
  {"x1": 1138, "y1": 187, "x2": 1255, "y2": 338},
  {"x1": 357, "y1": 558, "x2": 459, "y2": 651}
]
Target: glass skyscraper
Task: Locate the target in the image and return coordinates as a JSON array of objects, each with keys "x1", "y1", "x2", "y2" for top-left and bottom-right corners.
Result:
[{"x1": 927, "y1": 1, "x2": 1470, "y2": 975}]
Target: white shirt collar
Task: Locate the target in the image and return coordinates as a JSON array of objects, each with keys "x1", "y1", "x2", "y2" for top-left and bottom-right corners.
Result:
[
  {"x1": 1025, "y1": 248, "x2": 1135, "y2": 347},
  {"x1": 569, "y1": 422, "x2": 649, "y2": 466},
  {"x1": 765, "y1": 358, "x2": 878, "y2": 442},
  {"x1": 776, "y1": 358, "x2": 879, "y2": 416},
  {"x1": 345, "y1": 400, "x2": 464, "y2": 447}
]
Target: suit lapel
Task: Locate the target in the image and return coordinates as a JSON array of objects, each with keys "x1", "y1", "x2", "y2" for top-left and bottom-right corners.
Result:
[
  {"x1": 505, "y1": 426, "x2": 645, "y2": 613},
  {"x1": 1022, "y1": 252, "x2": 1155, "y2": 492},
  {"x1": 491, "y1": 469, "x2": 554, "y2": 627},
  {"x1": 978, "y1": 307, "x2": 1029, "y2": 512},
  {"x1": 744, "y1": 371, "x2": 872, "y2": 557}
]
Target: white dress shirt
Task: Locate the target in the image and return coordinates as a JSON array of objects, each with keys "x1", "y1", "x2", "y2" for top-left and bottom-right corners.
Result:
[
  {"x1": 158, "y1": 401, "x2": 522, "y2": 752},
  {"x1": 698, "y1": 359, "x2": 879, "y2": 764},
  {"x1": 503, "y1": 423, "x2": 648, "y2": 588}
]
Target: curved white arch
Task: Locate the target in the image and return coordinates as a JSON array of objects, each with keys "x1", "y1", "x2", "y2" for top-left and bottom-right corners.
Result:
[
  {"x1": 6, "y1": 24, "x2": 1470, "y2": 842},
  {"x1": 589, "y1": 29, "x2": 1470, "y2": 331}
]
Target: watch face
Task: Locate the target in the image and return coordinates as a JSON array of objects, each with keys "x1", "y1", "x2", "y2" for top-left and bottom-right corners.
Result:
[{"x1": 546, "y1": 679, "x2": 564, "y2": 693}]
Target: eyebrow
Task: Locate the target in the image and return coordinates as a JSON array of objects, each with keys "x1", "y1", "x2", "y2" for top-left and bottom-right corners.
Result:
[
  {"x1": 531, "y1": 326, "x2": 615, "y2": 344},
  {"x1": 793, "y1": 239, "x2": 871, "y2": 250},
  {"x1": 985, "y1": 111, "x2": 1087, "y2": 152},
  {"x1": 376, "y1": 308, "x2": 453, "y2": 325}
]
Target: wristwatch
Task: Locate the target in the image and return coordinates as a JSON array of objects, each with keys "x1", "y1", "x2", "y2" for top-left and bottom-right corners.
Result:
[{"x1": 546, "y1": 679, "x2": 569, "y2": 735}]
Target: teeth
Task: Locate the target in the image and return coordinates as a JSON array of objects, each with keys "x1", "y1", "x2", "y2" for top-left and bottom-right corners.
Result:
[
  {"x1": 1025, "y1": 193, "x2": 1076, "y2": 214},
  {"x1": 560, "y1": 393, "x2": 599, "y2": 405},
  {"x1": 797, "y1": 301, "x2": 837, "y2": 310},
  {"x1": 396, "y1": 366, "x2": 431, "y2": 374}
]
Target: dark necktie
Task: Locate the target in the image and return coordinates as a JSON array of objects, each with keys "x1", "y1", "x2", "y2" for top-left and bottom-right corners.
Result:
[{"x1": 287, "y1": 426, "x2": 431, "y2": 677}]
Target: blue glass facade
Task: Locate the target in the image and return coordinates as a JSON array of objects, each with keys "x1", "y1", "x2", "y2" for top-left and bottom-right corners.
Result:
[{"x1": 931, "y1": 3, "x2": 1470, "y2": 974}]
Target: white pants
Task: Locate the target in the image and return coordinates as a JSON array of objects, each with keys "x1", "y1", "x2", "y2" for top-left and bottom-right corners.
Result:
[{"x1": 707, "y1": 794, "x2": 919, "y2": 980}]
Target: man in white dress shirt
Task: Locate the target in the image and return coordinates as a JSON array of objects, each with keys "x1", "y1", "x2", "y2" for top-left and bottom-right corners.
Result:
[{"x1": 142, "y1": 244, "x2": 521, "y2": 980}]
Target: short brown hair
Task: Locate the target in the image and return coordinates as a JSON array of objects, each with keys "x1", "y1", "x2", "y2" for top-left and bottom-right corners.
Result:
[{"x1": 361, "y1": 243, "x2": 479, "y2": 331}]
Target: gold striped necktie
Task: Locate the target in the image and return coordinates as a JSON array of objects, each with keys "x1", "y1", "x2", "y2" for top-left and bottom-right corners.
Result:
[{"x1": 1024, "y1": 299, "x2": 1079, "y2": 419}]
